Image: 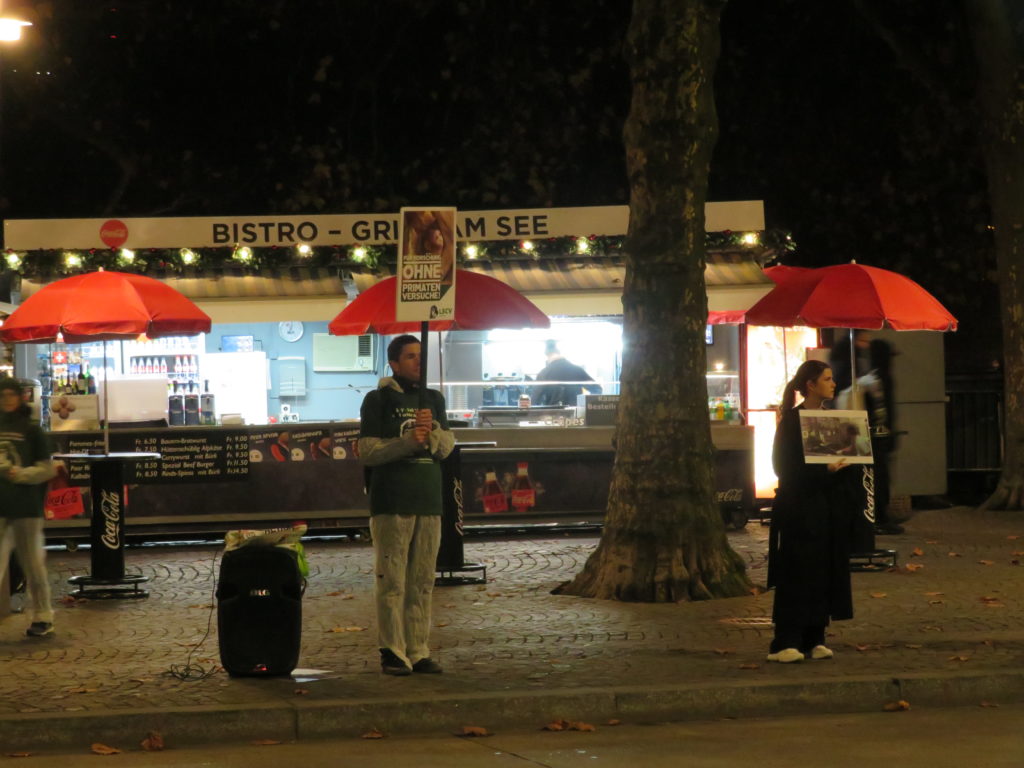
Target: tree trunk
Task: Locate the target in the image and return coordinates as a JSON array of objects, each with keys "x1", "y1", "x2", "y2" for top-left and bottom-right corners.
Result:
[
  {"x1": 557, "y1": 0, "x2": 750, "y2": 601},
  {"x1": 966, "y1": 1, "x2": 1024, "y2": 511}
]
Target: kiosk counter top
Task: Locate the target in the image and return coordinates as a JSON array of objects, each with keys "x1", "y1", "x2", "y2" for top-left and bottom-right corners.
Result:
[{"x1": 43, "y1": 422, "x2": 754, "y2": 538}]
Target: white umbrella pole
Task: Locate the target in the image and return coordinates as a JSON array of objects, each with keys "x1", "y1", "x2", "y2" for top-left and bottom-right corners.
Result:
[{"x1": 103, "y1": 339, "x2": 110, "y2": 455}]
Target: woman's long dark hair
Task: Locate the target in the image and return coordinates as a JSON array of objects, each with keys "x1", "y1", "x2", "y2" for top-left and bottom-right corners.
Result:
[{"x1": 779, "y1": 360, "x2": 830, "y2": 413}]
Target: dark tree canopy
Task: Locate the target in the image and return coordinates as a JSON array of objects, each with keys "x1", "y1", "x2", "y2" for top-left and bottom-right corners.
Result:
[{"x1": 0, "y1": 0, "x2": 999, "y2": 369}]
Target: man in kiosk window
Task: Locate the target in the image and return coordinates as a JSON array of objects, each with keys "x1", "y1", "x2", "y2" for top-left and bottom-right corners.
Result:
[
  {"x1": 358, "y1": 334, "x2": 454, "y2": 676},
  {"x1": 531, "y1": 340, "x2": 601, "y2": 407}
]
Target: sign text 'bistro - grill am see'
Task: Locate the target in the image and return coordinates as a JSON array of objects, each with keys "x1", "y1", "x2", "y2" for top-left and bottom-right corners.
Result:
[{"x1": 2, "y1": 203, "x2": 766, "y2": 250}]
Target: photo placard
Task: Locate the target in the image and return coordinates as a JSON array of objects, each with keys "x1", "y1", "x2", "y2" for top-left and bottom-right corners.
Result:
[{"x1": 798, "y1": 409, "x2": 874, "y2": 464}]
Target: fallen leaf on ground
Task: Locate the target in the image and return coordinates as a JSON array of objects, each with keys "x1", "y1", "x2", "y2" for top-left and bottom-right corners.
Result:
[
  {"x1": 188, "y1": 604, "x2": 213, "y2": 609},
  {"x1": 905, "y1": 563, "x2": 924, "y2": 572},
  {"x1": 251, "y1": 739, "x2": 282, "y2": 746},
  {"x1": 607, "y1": 719, "x2": 622, "y2": 726},
  {"x1": 456, "y1": 726, "x2": 492, "y2": 737},
  {"x1": 59, "y1": 595, "x2": 77, "y2": 605},
  {"x1": 870, "y1": 592, "x2": 887, "y2": 599},
  {"x1": 326, "y1": 626, "x2": 367, "y2": 633},
  {"x1": 904, "y1": 644, "x2": 923, "y2": 649},
  {"x1": 5, "y1": 752, "x2": 32, "y2": 757},
  {"x1": 978, "y1": 560, "x2": 995, "y2": 566},
  {"x1": 979, "y1": 701, "x2": 1000, "y2": 708},
  {"x1": 739, "y1": 663, "x2": 760, "y2": 670},
  {"x1": 929, "y1": 600, "x2": 945, "y2": 605},
  {"x1": 341, "y1": 595, "x2": 355, "y2": 600},
  {"x1": 140, "y1": 731, "x2": 165, "y2": 751},
  {"x1": 948, "y1": 552, "x2": 962, "y2": 558},
  {"x1": 436, "y1": 622, "x2": 449, "y2": 627},
  {"x1": 543, "y1": 720, "x2": 567, "y2": 731},
  {"x1": 883, "y1": 700, "x2": 911, "y2": 712},
  {"x1": 294, "y1": 689, "x2": 309, "y2": 695},
  {"x1": 911, "y1": 547, "x2": 924, "y2": 557},
  {"x1": 980, "y1": 596, "x2": 1002, "y2": 603},
  {"x1": 571, "y1": 722, "x2": 596, "y2": 732},
  {"x1": 1008, "y1": 535, "x2": 1019, "y2": 540},
  {"x1": 362, "y1": 729, "x2": 385, "y2": 739},
  {"x1": 91, "y1": 743, "x2": 122, "y2": 755},
  {"x1": 925, "y1": 591, "x2": 945, "y2": 596},
  {"x1": 949, "y1": 655, "x2": 971, "y2": 662},
  {"x1": 67, "y1": 687, "x2": 98, "y2": 694},
  {"x1": 325, "y1": 591, "x2": 344, "y2": 596}
]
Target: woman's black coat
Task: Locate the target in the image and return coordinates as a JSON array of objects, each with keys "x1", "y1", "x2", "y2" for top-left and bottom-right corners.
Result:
[{"x1": 767, "y1": 405, "x2": 855, "y2": 627}]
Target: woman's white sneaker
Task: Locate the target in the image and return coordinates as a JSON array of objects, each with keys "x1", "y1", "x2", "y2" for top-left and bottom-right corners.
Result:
[
  {"x1": 810, "y1": 645, "x2": 834, "y2": 660},
  {"x1": 766, "y1": 648, "x2": 804, "y2": 663}
]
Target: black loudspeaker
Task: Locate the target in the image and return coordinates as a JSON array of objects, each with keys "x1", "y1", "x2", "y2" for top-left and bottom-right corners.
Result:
[{"x1": 216, "y1": 546, "x2": 303, "y2": 677}]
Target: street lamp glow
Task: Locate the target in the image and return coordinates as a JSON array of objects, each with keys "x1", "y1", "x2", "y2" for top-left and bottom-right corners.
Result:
[{"x1": 0, "y1": 18, "x2": 31, "y2": 42}]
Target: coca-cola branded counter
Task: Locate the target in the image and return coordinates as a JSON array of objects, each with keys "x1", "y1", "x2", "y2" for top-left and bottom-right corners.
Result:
[{"x1": 43, "y1": 423, "x2": 754, "y2": 541}]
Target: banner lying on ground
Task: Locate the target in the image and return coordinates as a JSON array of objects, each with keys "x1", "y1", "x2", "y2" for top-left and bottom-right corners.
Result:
[{"x1": 4, "y1": 202, "x2": 765, "y2": 250}]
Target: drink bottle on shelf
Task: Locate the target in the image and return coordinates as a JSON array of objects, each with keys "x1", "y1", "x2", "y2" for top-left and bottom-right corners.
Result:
[
  {"x1": 510, "y1": 461, "x2": 536, "y2": 513},
  {"x1": 482, "y1": 470, "x2": 508, "y2": 514}
]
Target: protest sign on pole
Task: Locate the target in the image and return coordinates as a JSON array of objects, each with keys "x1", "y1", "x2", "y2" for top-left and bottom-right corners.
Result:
[{"x1": 396, "y1": 207, "x2": 457, "y2": 323}]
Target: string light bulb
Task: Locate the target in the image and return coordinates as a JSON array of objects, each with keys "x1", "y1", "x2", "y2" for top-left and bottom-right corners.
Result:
[
  {"x1": 351, "y1": 246, "x2": 367, "y2": 262},
  {"x1": 575, "y1": 237, "x2": 590, "y2": 254},
  {"x1": 297, "y1": 244, "x2": 312, "y2": 257},
  {"x1": 179, "y1": 248, "x2": 197, "y2": 265},
  {"x1": 521, "y1": 240, "x2": 534, "y2": 252},
  {"x1": 5, "y1": 252, "x2": 21, "y2": 269},
  {"x1": 233, "y1": 245, "x2": 253, "y2": 262},
  {"x1": 63, "y1": 251, "x2": 82, "y2": 268},
  {"x1": 741, "y1": 232, "x2": 759, "y2": 246},
  {"x1": 464, "y1": 244, "x2": 479, "y2": 260},
  {"x1": 120, "y1": 248, "x2": 135, "y2": 262}
]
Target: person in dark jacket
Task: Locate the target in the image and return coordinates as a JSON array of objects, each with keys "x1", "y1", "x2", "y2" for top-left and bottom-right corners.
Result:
[
  {"x1": 767, "y1": 360, "x2": 856, "y2": 663},
  {"x1": 0, "y1": 378, "x2": 57, "y2": 637},
  {"x1": 531, "y1": 341, "x2": 601, "y2": 406}
]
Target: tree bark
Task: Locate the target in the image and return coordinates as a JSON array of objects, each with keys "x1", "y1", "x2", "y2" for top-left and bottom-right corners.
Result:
[
  {"x1": 965, "y1": 1, "x2": 1024, "y2": 510},
  {"x1": 557, "y1": 0, "x2": 750, "y2": 601}
]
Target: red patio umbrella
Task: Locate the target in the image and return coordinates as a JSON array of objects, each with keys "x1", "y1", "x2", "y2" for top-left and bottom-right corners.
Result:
[
  {"x1": 742, "y1": 263, "x2": 958, "y2": 332},
  {"x1": 0, "y1": 270, "x2": 211, "y2": 344},
  {"x1": 0, "y1": 271, "x2": 212, "y2": 452},
  {"x1": 330, "y1": 268, "x2": 550, "y2": 404},
  {"x1": 708, "y1": 261, "x2": 957, "y2": 398},
  {"x1": 329, "y1": 269, "x2": 550, "y2": 336}
]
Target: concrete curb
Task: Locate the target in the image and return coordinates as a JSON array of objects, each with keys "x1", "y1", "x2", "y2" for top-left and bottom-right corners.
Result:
[{"x1": 6, "y1": 668, "x2": 1024, "y2": 751}]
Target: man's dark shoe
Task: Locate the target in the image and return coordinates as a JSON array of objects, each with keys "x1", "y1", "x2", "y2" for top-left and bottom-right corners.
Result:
[
  {"x1": 412, "y1": 657, "x2": 443, "y2": 674},
  {"x1": 26, "y1": 622, "x2": 54, "y2": 638},
  {"x1": 380, "y1": 648, "x2": 411, "y2": 676},
  {"x1": 875, "y1": 523, "x2": 905, "y2": 535}
]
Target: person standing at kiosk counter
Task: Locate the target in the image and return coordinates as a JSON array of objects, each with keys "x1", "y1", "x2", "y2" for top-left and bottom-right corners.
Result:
[
  {"x1": 358, "y1": 334, "x2": 454, "y2": 676},
  {"x1": 531, "y1": 340, "x2": 601, "y2": 406},
  {"x1": 0, "y1": 378, "x2": 57, "y2": 638}
]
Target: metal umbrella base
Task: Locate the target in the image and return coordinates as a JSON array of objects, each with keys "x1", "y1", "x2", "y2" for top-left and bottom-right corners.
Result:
[{"x1": 67, "y1": 573, "x2": 150, "y2": 600}]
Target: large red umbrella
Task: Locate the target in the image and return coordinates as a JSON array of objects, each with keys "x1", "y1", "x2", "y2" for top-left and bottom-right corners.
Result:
[
  {"x1": 0, "y1": 270, "x2": 211, "y2": 344},
  {"x1": 718, "y1": 262, "x2": 957, "y2": 332},
  {"x1": 329, "y1": 269, "x2": 550, "y2": 336},
  {"x1": 0, "y1": 271, "x2": 212, "y2": 452}
]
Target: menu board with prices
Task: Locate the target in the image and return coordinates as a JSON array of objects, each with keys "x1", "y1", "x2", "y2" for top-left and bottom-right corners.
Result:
[{"x1": 126, "y1": 429, "x2": 251, "y2": 483}]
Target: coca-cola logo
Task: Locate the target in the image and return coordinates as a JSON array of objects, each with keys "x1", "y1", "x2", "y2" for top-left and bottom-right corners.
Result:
[
  {"x1": 715, "y1": 488, "x2": 744, "y2": 503},
  {"x1": 100, "y1": 489, "x2": 121, "y2": 549},
  {"x1": 100, "y1": 219, "x2": 129, "y2": 249},
  {"x1": 452, "y1": 478, "x2": 464, "y2": 536},
  {"x1": 51, "y1": 489, "x2": 79, "y2": 505}
]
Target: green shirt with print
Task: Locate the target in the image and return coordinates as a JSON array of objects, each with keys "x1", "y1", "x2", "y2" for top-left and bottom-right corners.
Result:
[
  {"x1": 0, "y1": 413, "x2": 52, "y2": 520},
  {"x1": 359, "y1": 384, "x2": 449, "y2": 516}
]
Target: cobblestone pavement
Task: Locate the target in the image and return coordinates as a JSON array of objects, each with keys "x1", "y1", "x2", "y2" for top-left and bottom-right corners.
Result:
[{"x1": 1, "y1": 506, "x2": 1024, "y2": 744}]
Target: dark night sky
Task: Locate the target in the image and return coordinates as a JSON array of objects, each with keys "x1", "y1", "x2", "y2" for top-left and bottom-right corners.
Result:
[{"x1": 0, "y1": 0, "x2": 997, "y2": 369}]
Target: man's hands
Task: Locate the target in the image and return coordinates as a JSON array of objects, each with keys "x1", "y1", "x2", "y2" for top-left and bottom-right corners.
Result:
[{"x1": 413, "y1": 409, "x2": 434, "y2": 445}]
